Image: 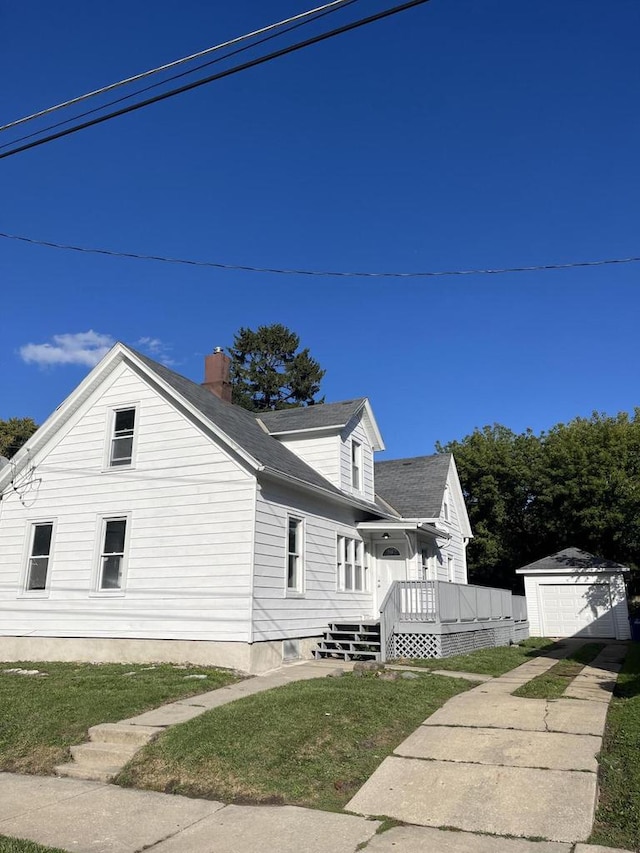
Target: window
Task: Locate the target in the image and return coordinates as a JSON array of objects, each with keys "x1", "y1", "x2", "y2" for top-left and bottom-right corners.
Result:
[
  {"x1": 447, "y1": 554, "x2": 455, "y2": 583},
  {"x1": 287, "y1": 517, "x2": 303, "y2": 593},
  {"x1": 337, "y1": 535, "x2": 366, "y2": 591},
  {"x1": 422, "y1": 548, "x2": 434, "y2": 580},
  {"x1": 99, "y1": 518, "x2": 127, "y2": 589},
  {"x1": 109, "y1": 408, "x2": 136, "y2": 467},
  {"x1": 26, "y1": 523, "x2": 53, "y2": 591},
  {"x1": 382, "y1": 546, "x2": 400, "y2": 557},
  {"x1": 351, "y1": 441, "x2": 361, "y2": 490},
  {"x1": 443, "y1": 487, "x2": 450, "y2": 522}
]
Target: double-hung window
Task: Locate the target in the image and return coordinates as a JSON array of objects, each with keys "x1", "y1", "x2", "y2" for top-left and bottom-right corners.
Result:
[
  {"x1": 109, "y1": 408, "x2": 136, "y2": 467},
  {"x1": 286, "y1": 517, "x2": 304, "y2": 594},
  {"x1": 351, "y1": 441, "x2": 362, "y2": 490},
  {"x1": 99, "y1": 518, "x2": 128, "y2": 590},
  {"x1": 26, "y1": 522, "x2": 54, "y2": 591},
  {"x1": 337, "y1": 536, "x2": 366, "y2": 591}
]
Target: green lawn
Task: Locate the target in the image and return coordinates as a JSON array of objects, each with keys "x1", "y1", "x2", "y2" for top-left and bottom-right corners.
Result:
[
  {"x1": 397, "y1": 637, "x2": 557, "y2": 676},
  {"x1": 0, "y1": 661, "x2": 240, "y2": 775},
  {"x1": 590, "y1": 643, "x2": 640, "y2": 850},
  {"x1": 512, "y1": 643, "x2": 605, "y2": 699},
  {"x1": 0, "y1": 837, "x2": 66, "y2": 853},
  {"x1": 118, "y1": 671, "x2": 471, "y2": 811}
]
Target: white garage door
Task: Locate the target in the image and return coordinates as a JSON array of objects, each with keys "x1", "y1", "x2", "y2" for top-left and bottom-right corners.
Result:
[{"x1": 540, "y1": 583, "x2": 615, "y2": 638}]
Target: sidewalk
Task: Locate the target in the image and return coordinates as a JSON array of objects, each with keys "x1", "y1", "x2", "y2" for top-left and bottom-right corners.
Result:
[
  {"x1": 346, "y1": 643, "x2": 628, "y2": 845},
  {"x1": 0, "y1": 648, "x2": 634, "y2": 853}
]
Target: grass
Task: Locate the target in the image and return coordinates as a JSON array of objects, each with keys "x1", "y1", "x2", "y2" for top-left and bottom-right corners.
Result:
[
  {"x1": 0, "y1": 838, "x2": 66, "y2": 853},
  {"x1": 590, "y1": 643, "x2": 640, "y2": 851},
  {"x1": 0, "y1": 661, "x2": 240, "y2": 775},
  {"x1": 512, "y1": 642, "x2": 605, "y2": 699},
  {"x1": 117, "y1": 671, "x2": 471, "y2": 811},
  {"x1": 396, "y1": 637, "x2": 557, "y2": 677}
]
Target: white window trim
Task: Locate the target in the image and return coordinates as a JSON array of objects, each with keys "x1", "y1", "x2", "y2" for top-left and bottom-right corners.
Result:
[
  {"x1": 351, "y1": 440, "x2": 362, "y2": 492},
  {"x1": 90, "y1": 512, "x2": 131, "y2": 596},
  {"x1": 447, "y1": 554, "x2": 455, "y2": 583},
  {"x1": 103, "y1": 404, "x2": 139, "y2": 471},
  {"x1": 285, "y1": 515, "x2": 305, "y2": 597},
  {"x1": 337, "y1": 534, "x2": 368, "y2": 592},
  {"x1": 18, "y1": 518, "x2": 57, "y2": 599}
]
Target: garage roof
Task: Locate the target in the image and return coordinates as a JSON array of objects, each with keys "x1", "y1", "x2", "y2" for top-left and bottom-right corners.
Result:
[{"x1": 516, "y1": 547, "x2": 630, "y2": 574}]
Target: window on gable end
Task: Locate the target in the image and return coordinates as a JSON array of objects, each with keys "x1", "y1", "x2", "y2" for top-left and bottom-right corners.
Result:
[
  {"x1": 351, "y1": 440, "x2": 362, "y2": 490},
  {"x1": 109, "y1": 408, "x2": 136, "y2": 467}
]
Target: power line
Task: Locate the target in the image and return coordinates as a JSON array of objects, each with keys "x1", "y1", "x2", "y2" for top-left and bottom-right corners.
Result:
[
  {"x1": 2, "y1": 230, "x2": 638, "y2": 279},
  {"x1": 0, "y1": 0, "x2": 360, "y2": 153},
  {"x1": 0, "y1": 0, "x2": 355, "y2": 135},
  {"x1": 0, "y1": 0, "x2": 433, "y2": 161}
]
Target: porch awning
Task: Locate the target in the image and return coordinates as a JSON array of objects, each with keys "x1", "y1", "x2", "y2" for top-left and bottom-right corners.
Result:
[{"x1": 356, "y1": 520, "x2": 450, "y2": 539}]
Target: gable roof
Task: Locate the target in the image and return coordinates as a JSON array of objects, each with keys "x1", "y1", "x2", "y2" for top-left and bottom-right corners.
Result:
[
  {"x1": 258, "y1": 399, "x2": 366, "y2": 432},
  {"x1": 516, "y1": 547, "x2": 630, "y2": 573},
  {"x1": 0, "y1": 343, "x2": 389, "y2": 519},
  {"x1": 258, "y1": 397, "x2": 385, "y2": 451},
  {"x1": 374, "y1": 454, "x2": 451, "y2": 519},
  {"x1": 129, "y1": 349, "x2": 377, "y2": 506}
]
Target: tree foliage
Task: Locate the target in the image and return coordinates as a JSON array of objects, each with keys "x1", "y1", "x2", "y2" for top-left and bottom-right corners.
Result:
[
  {"x1": 438, "y1": 411, "x2": 640, "y2": 592},
  {"x1": 229, "y1": 324, "x2": 325, "y2": 411},
  {"x1": 0, "y1": 417, "x2": 38, "y2": 459}
]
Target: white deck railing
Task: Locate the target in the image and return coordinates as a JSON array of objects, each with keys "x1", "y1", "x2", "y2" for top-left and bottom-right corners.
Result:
[{"x1": 379, "y1": 579, "x2": 528, "y2": 660}]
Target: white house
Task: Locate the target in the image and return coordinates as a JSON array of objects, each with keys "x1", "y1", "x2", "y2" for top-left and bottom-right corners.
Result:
[{"x1": 0, "y1": 344, "x2": 473, "y2": 673}]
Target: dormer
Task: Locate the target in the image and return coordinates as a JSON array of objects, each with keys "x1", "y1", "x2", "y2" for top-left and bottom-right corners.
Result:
[{"x1": 258, "y1": 399, "x2": 384, "y2": 502}]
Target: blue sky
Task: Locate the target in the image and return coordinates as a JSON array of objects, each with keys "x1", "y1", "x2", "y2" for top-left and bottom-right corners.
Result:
[{"x1": 1, "y1": 0, "x2": 639, "y2": 458}]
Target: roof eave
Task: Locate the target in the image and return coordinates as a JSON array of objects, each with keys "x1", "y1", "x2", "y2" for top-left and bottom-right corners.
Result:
[
  {"x1": 516, "y1": 565, "x2": 630, "y2": 575},
  {"x1": 260, "y1": 467, "x2": 395, "y2": 518}
]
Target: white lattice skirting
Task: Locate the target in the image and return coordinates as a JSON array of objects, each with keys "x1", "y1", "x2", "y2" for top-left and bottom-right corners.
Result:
[{"x1": 389, "y1": 622, "x2": 529, "y2": 660}]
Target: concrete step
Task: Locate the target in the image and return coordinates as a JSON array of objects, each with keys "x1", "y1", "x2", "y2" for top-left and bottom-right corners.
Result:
[
  {"x1": 54, "y1": 761, "x2": 121, "y2": 783},
  {"x1": 88, "y1": 722, "x2": 163, "y2": 746},
  {"x1": 70, "y1": 741, "x2": 139, "y2": 769}
]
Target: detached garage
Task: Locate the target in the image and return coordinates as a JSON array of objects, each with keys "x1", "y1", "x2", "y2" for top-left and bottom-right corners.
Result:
[{"x1": 517, "y1": 547, "x2": 631, "y2": 640}]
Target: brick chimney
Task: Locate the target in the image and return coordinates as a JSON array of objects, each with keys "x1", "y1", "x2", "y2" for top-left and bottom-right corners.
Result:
[{"x1": 202, "y1": 347, "x2": 232, "y2": 403}]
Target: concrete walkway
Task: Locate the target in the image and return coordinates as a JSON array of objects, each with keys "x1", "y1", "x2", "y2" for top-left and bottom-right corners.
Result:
[
  {"x1": 346, "y1": 643, "x2": 628, "y2": 845},
  {"x1": 55, "y1": 658, "x2": 355, "y2": 781}
]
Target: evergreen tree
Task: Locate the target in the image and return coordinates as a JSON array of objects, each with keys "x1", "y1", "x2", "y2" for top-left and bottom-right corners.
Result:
[{"x1": 229, "y1": 324, "x2": 325, "y2": 411}]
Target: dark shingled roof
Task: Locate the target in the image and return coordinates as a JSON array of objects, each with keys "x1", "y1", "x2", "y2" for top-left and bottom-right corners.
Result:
[
  {"x1": 517, "y1": 547, "x2": 629, "y2": 573},
  {"x1": 258, "y1": 399, "x2": 366, "y2": 433},
  {"x1": 127, "y1": 347, "x2": 382, "y2": 512},
  {"x1": 374, "y1": 454, "x2": 451, "y2": 518}
]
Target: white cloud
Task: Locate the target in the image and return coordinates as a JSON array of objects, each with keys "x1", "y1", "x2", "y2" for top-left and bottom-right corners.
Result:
[
  {"x1": 19, "y1": 331, "x2": 176, "y2": 369},
  {"x1": 135, "y1": 337, "x2": 176, "y2": 366},
  {"x1": 19, "y1": 331, "x2": 115, "y2": 368}
]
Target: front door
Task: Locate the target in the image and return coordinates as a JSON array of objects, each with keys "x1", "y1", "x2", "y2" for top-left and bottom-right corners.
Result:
[{"x1": 375, "y1": 543, "x2": 407, "y2": 612}]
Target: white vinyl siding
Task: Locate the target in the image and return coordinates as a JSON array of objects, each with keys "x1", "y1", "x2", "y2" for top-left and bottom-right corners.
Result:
[
  {"x1": 435, "y1": 463, "x2": 468, "y2": 584},
  {"x1": 340, "y1": 415, "x2": 374, "y2": 502},
  {"x1": 0, "y1": 361, "x2": 255, "y2": 642},
  {"x1": 252, "y1": 481, "x2": 375, "y2": 641},
  {"x1": 274, "y1": 433, "x2": 340, "y2": 488}
]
